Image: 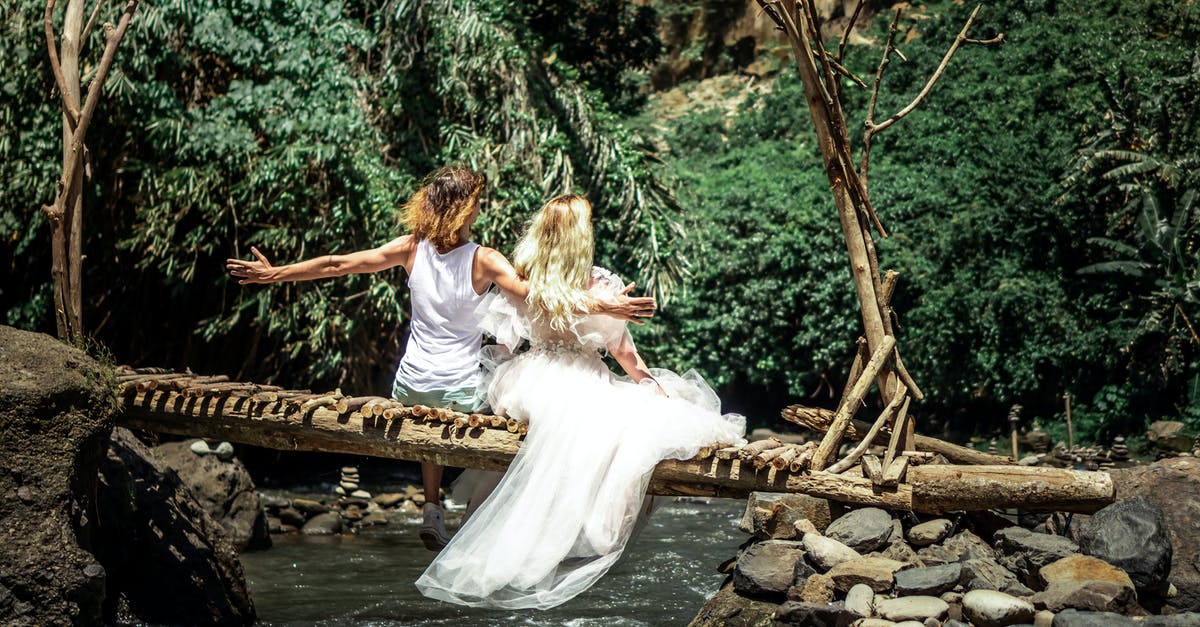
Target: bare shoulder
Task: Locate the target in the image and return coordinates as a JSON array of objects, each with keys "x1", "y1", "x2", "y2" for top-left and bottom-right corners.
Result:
[
  {"x1": 383, "y1": 234, "x2": 419, "y2": 253},
  {"x1": 476, "y1": 246, "x2": 514, "y2": 270}
]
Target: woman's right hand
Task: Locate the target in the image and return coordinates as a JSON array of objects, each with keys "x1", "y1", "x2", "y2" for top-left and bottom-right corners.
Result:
[{"x1": 226, "y1": 247, "x2": 277, "y2": 284}]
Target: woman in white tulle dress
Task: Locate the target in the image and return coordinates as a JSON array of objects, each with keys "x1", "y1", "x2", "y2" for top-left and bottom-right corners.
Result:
[{"x1": 415, "y1": 194, "x2": 746, "y2": 610}]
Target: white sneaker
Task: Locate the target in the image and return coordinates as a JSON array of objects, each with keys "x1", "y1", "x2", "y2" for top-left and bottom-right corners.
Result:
[{"x1": 419, "y1": 503, "x2": 450, "y2": 551}]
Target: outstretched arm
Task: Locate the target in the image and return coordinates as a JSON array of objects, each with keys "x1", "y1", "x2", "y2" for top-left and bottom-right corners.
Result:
[
  {"x1": 609, "y1": 330, "x2": 667, "y2": 396},
  {"x1": 226, "y1": 236, "x2": 416, "y2": 284},
  {"x1": 475, "y1": 247, "x2": 657, "y2": 323}
]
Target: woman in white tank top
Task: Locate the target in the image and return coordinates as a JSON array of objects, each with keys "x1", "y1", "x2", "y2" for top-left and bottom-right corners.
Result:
[{"x1": 227, "y1": 166, "x2": 656, "y2": 551}]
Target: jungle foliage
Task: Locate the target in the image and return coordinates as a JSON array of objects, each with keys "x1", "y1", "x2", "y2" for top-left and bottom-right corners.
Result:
[
  {"x1": 1, "y1": 0, "x2": 677, "y2": 388},
  {"x1": 642, "y1": 0, "x2": 1200, "y2": 440},
  {"x1": 2, "y1": 0, "x2": 1198, "y2": 442}
]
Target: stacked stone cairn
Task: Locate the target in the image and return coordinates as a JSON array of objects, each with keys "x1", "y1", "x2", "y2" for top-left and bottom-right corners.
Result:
[
  {"x1": 695, "y1": 493, "x2": 1198, "y2": 626},
  {"x1": 260, "y1": 482, "x2": 428, "y2": 536}
]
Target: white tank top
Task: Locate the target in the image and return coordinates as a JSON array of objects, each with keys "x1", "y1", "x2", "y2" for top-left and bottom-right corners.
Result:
[{"x1": 394, "y1": 239, "x2": 486, "y2": 392}]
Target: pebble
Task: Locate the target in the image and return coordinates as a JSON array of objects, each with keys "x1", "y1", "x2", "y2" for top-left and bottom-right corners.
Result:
[
  {"x1": 907, "y1": 519, "x2": 954, "y2": 546},
  {"x1": 875, "y1": 596, "x2": 949, "y2": 622},
  {"x1": 844, "y1": 583, "x2": 874, "y2": 617},
  {"x1": 962, "y1": 589, "x2": 1035, "y2": 627},
  {"x1": 373, "y1": 493, "x2": 406, "y2": 508},
  {"x1": 803, "y1": 532, "x2": 861, "y2": 571},
  {"x1": 350, "y1": 489, "x2": 372, "y2": 499}
]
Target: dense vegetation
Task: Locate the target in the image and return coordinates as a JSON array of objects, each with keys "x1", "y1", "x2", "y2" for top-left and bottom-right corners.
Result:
[{"x1": 2, "y1": 0, "x2": 1197, "y2": 443}]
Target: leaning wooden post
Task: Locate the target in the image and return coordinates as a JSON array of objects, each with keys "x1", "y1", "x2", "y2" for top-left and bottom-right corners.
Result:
[{"x1": 812, "y1": 335, "x2": 896, "y2": 470}]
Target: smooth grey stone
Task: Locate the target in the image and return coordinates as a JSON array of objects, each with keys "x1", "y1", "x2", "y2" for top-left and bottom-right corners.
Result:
[
  {"x1": 826, "y1": 507, "x2": 895, "y2": 553},
  {"x1": 804, "y1": 532, "x2": 862, "y2": 572},
  {"x1": 962, "y1": 589, "x2": 1036, "y2": 627},
  {"x1": 1050, "y1": 608, "x2": 1137, "y2": 627},
  {"x1": 895, "y1": 562, "x2": 962, "y2": 596}
]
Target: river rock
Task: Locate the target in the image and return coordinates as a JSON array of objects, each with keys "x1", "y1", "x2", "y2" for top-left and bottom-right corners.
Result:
[
  {"x1": 844, "y1": 583, "x2": 874, "y2": 617},
  {"x1": 738, "y1": 492, "x2": 833, "y2": 538},
  {"x1": 1034, "y1": 609, "x2": 1055, "y2": 626},
  {"x1": 1050, "y1": 608, "x2": 1137, "y2": 626},
  {"x1": 732, "y1": 539, "x2": 805, "y2": 598},
  {"x1": 804, "y1": 533, "x2": 862, "y2": 571},
  {"x1": 827, "y1": 556, "x2": 907, "y2": 593},
  {"x1": 962, "y1": 589, "x2": 1036, "y2": 627},
  {"x1": 0, "y1": 327, "x2": 114, "y2": 626},
  {"x1": 773, "y1": 600, "x2": 855, "y2": 626},
  {"x1": 855, "y1": 620, "x2": 896, "y2": 627},
  {"x1": 944, "y1": 530, "x2": 998, "y2": 561},
  {"x1": 95, "y1": 428, "x2": 255, "y2": 624},
  {"x1": 1076, "y1": 497, "x2": 1172, "y2": 598},
  {"x1": 687, "y1": 581, "x2": 778, "y2": 626},
  {"x1": 292, "y1": 497, "x2": 330, "y2": 515},
  {"x1": 789, "y1": 572, "x2": 835, "y2": 603},
  {"x1": 876, "y1": 596, "x2": 949, "y2": 622},
  {"x1": 961, "y1": 557, "x2": 1033, "y2": 596},
  {"x1": 277, "y1": 506, "x2": 306, "y2": 527},
  {"x1": 1104, "y1": 458, "x2": 1200, "y2": 611},
  {"x1": 995, "y1": 527, "x2": 1079, "y2": 582},
  {"x1": 826, "y1": 507, "x2": 894, "y2": 553},
  {"x1": 1142, "y1": 613, "x2": 1200, "y2": 625},
  {"x1": 374, "y1": 492, "x2": 406, "y2": 508},
  {"x1": 908, "y1": 519, "x2": 954, "y2": 546},
  {"x1": 302, "y1": 512, "x2": 343, "y2": 535},
  {"x1": 152, "y1": 439, "x2": 271, "y2": 551},
  {"x1": 1031, "y1": 555, "x2": 1136, "y2": 613},
  {"x1": 895, "y1": 562, "x2": 962, "y2": 596}
]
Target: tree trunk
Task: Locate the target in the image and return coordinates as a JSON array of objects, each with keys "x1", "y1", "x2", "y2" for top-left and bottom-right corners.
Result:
[{"x1": 52, "y1": 0, "x2": 86, "y2": 341}]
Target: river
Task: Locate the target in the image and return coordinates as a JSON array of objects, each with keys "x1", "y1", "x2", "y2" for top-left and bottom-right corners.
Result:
[{"x1": 240, "y1": 495, "x2": 746, "y2": 625}]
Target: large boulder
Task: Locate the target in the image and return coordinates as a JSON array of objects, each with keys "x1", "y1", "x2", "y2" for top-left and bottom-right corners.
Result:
[
  {"x1": 94, "y1": 428, "x2": 255, "y2": 624},
  {"x1": 1104, "y1": 460, "x2": 1200, "y2": 610},
  {"x1": 151, "y1": 440, "x2": 271, "y2": 551},
  {"x1": 1076, "y1": 497, "x2": 1172, "y2": 598},
  {"x1": 0, "y1": 326, "x2": 114, "y2": 626}
]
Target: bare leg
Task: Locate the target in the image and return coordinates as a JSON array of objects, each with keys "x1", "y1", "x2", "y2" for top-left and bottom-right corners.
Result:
[{"x1": 421, "y1": 461, "x2": 443, "y2": 506}]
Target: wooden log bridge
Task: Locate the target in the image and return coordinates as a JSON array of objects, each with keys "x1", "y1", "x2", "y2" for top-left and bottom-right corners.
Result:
[{"x1": 114, "y1": 368, "x2": 1115, "y2": 514}]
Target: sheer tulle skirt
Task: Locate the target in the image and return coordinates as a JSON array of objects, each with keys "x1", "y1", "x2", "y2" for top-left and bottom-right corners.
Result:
[{"x1": 415, "y1": 348, "x2": 746, "y2": 609}]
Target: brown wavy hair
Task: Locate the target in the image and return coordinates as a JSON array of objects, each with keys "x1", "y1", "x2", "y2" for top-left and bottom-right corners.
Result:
[{"x1": 401, "y1": 166, "x2": 486, "y2": 252}]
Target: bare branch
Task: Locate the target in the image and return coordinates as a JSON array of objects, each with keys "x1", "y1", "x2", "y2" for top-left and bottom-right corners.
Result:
[
  {"x1": 42, "y1": 0, "x2": 139, "y2": 223},
  {"x1": 80, "y1": 0, "x2": 110, "y2": 55},
  {"x1": 859, "y1": 7, "x2": 902, "y2": 194},
  {"x1": 837, "y1": 0, "x2": 866, "y2": 64},
  {"x1": 824, "y1": 50, "x2": 868, "y2": 89},
  {"x1": 44, "y1": 0, "x2": 81, "y2": 127},
  {"x1": 869, "y1": 4, "x2": 1003, "y2": 137}
]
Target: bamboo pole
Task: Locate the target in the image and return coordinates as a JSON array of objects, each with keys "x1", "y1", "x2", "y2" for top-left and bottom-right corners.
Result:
[
  {"x1": 781, "y1": 404, "x2": 1012, "y2": 466},
  {"x1": 812, "y1": 335, "x2": 896, "y2": 470}
]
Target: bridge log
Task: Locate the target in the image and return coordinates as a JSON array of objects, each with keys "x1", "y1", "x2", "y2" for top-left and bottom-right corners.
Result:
[{"x1": 118, "y1": 387, "x2": 1114, "y2": 513}]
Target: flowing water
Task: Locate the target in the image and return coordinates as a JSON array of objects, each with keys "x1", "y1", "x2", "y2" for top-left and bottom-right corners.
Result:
[{"x1": 240, "y1": 496, "x2": 746, "y2": 626}]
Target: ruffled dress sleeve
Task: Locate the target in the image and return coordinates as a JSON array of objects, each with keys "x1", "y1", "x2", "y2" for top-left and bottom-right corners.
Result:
[
  {"x1": 475, "y1": 289, "x2": 531, "y2": 353},
  {"x1": 568, "y1": 267, "x2": 630, "y2": 351}
]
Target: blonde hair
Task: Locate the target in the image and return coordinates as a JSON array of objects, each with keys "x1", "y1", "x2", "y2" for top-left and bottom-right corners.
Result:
[
  {"x1": 401, "y1": 166, "x2": 485, "y2": 252},
  {"x1": 512, "y1": 194, "x2": 596, "y2": 332}
]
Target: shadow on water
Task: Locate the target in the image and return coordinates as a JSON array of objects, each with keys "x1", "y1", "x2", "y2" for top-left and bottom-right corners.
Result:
[{"x1": 240, "y1": 498, "x2": 746, "y2": 626}]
